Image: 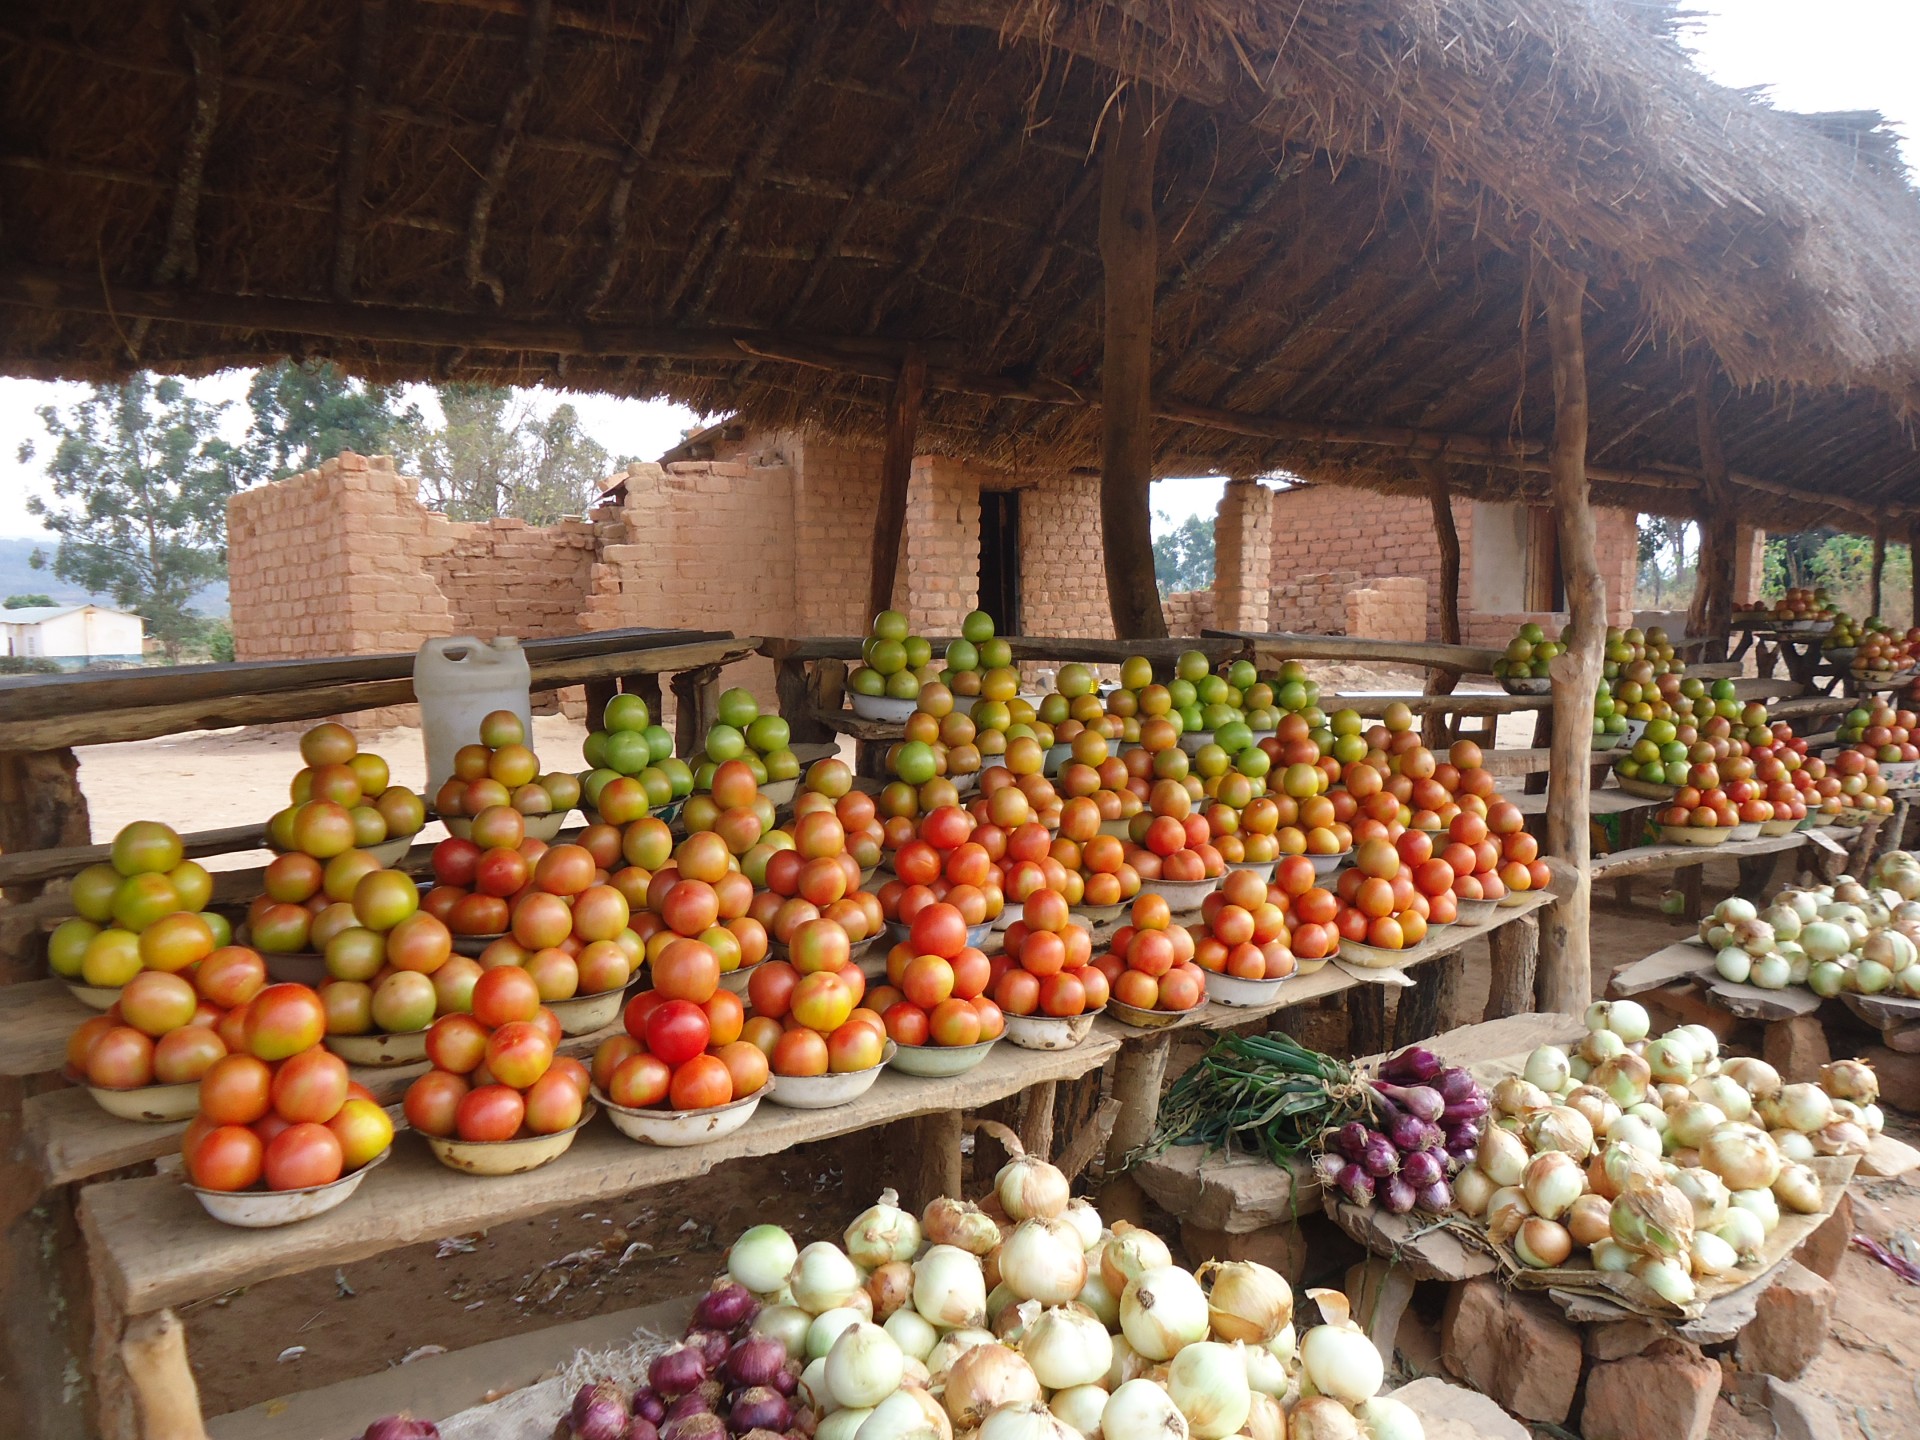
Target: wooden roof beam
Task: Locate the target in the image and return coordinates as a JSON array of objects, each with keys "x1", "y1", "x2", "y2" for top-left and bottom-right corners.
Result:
[
  {"x1": 462, "y1": 0, "x2": 554, "y2": 307},
  {"x1": 330, "y1": 0, "x2": 389, "y2": 301},
  {"x1": 980, "y1": 163, "x2": 1101, "y2": 359},
  {"x1": 128, "y1": 0, "x2": 223, "y2": 356}
]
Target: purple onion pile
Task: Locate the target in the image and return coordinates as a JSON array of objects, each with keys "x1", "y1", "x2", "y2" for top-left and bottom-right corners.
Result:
[
  {"x1": 1316, "y1": 1044, "x2": 1489, "y2": 1215},
  {"x1": 359, "y1": 1420, "x2": 440, "y2": 1440}
]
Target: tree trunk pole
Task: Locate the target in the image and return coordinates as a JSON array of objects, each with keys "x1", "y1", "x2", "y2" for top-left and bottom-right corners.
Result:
[
  {"x1": 1098, "y1": 90, "x2": 1168, "y2": 640},
  {"x1": 867, "y1": 350, "x2": 927, "y2": 621},
  {"x1": 1686, "y1": 359, "x2": 1737, "y2": 651},
  {"x1": 1871, "y1": 526, "x2": 1887, "y2": 620},
  {"x1": 1909, "y1": 520, "x2": 1920, "y2": 627},
  {"x1": 1539, "y1": 266, "x2": 1600, "y2": 1016},
  {"x1": 1417, "y1": 461, "x2": 1463, "y2": 746}
]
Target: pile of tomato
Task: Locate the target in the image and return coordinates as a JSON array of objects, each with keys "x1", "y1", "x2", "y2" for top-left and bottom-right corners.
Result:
[{"x1": 403, "y1": 966, "x2": 592, "y2": 1141}]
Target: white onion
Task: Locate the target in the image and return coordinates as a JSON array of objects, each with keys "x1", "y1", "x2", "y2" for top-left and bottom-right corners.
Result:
[
  {"x1": 731, "y1": 1223, "x2": 800, "y2": 1294},
  {"x1": 1062, "y1": 1199, "x2": 1104, "y2": 1251},
  {"x1": 1689, "y1": 1231, "x2": 1740, "y2": 1279},
  {"x1": 1524, "y1": 1045, "x2": 1572, "y2": 1093},
  {"x1": 980, "y1": 1401, "x2": 1082, "y2": 1440},
  {"x1": 1196, "y1": 1259, "x2": 1293, "y2": 1343},
  {"x1": 1700, "y1": 1123, "x2": 1782, "y2": 1191},
  {"x1": 923, "y1": 1197, "x2": 1003, "y2": 1256},
  {"x1": 800, "y1": 1356, "x2": 834, "y2": 1413},
  {"x1": 1714, "y1": 1207, "x2": 1766, "y2": 1259},
  {"x1": 1514, "y1": 1217, "x2": 1574, "y2": 1269},
  {"x1": 1721, "y1": 1057, "x2": 1781, "y2": 1101},
  {"x1": 1629, "y1": 1101, "x2": 1671, "y2": 1134},
  {"x1": 1679, "y1": 1025, "x2": 1721, "y2": 1066},
  {"x1": 1289, "y1": 1397, "x2": 1361, "y2": 1440},
  {"x1": 1484, "y1": 1185, "x2": 1532, "y2": 1243},
  {"x1": 1730, "y1": 1188, "x2": 1780, "y2": 1235},
  {"x1": 885, "y1": 1307, "x2": 938, "y2": 1361},
  {"x1": 1670, "y1": 1168, "x2": 1729, "y2": 1229},
  {"x1": 847, "y1": 1190, "x2": 923, "y2": 1268},
  {"x1": 1101, "y1": 1378, "x2": 1190, "y2": 1440},
  {"x1": 1000, "y1": 1219, "x2": 1088, "y2": 1304},
  {"x1": 1691, "y1": 1074, "x2": 1752, "y2": 1123},
  {"x1": 1167, "y1": 1341, "x2": 1251, "y2": 1439},
  {"x1": 1268, "y1": 1324, "x2": 1296, "y2": 1367},
  {"x1": 1665, "y1": 1101, "x2": 1726, "y2": 1152},
  {"x1": 1587, "y1": 999, "x2": 1651, "y2": 1041},
  {"x1": 821, "y1": 1409, "x2": 875, "y2": 1440},
  {"x1": 826, "y1": 1322, "x2": 905, "y2": 1409},
  {"x1": 1776, "y1": 1083, "x2": 1835, "y2": 1134},
  {"x1": 1353, "y1": 1396, "x2": 1425, "y2": 1440},
  {"x1": 1644, "y1": 1036, "x2": 1696, "y2": 1085},
  {"x1": 914, "y1": 1245, "x2": 989, "y2": 1329},
  {"x1": 1605, "y1": 1114, "x2": 1663, "y2": 1159},
  {"x1": 1120, "y1": 1265, "x2": 1209, "y2": 1361},
  {"x1": 857, "y1": 1385, "x2": 953, "y2": 1440},
  {"x1": 1242, "y1": 1391, "x2": 1285, "y2": 1440},
  {"x1": 1565, "y1": 1085, "x2": 1620, "y2": 1136},
  {"x1": 1521, "y1": 1151, "x2": 1586, "y2": 1221},
  {"x1": 1590, "y1": 1238, "x2": 1635, "y2": 1273},
  {"x1": 792, "y1": 1242, "x2": 864, "y2": 1314},
  {"x1": 1298, "y1": 1290, "x2": 1382, "y2": 1404},
  {"x1": 1773, "y1": 1162, "x2": 1824, "y2": 1214},
  {"x1": 943, "y1": 1343, "x2": 1040, "y2": 1428},
  {"x1": 1102, "y1": 1331, "x2": 1139, "y2": 1391},
  {"x1": 1580, "y1": 1028, "x2": 1628, "y2": 1064},
  {"x1": 998, "y1": 1154, "x2": 1071, "y2": 1221},
  {"x1": 1021, "y1": 1306, "x2": 1113, "y2": 1391},
  {"x1": 1492, "y1": 1076, "x2": 1551, "y2": 1116},
  {"x1": 1238, "y1": 1338, "x2": 1289, "y2": 1397},
  {"x1": 1452, "y1": 1166, "x2": 1496, "y2": 1217},
  {"x1": 1566, "y1": 1193, "x2": 1613, "y2": 1248},
  {"x1": 927, "y1": 1327, "x2": 995, "y2": 1381},
  {"x1": 1475, "y1": 1126, "x2": 1529, "y2": 1187},
  {"x1": 753, "y1": 1303, "x2": 814, "y2": 1360},
  {"x1": 1101, "y1": 1224, "x2": 1173, "y2": 1296},
  {"x1": 1051, "y1": 1385, "x2": 1109, "y2": 1440},
  {"x1": 1634, "y1": 1255, "x2": 1696, "y2": 1307},
  {"x1": 809, "y1": 1306, "x2": 868, "y2": 1360},
  {"x1": 1076, "y1": 1263, "x2": 1121, "y2": 1328}
]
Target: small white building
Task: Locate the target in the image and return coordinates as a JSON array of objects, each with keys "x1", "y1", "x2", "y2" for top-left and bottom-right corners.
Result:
[{"x1": 0, "y1": 605, "x2": 146, "y2": 668}]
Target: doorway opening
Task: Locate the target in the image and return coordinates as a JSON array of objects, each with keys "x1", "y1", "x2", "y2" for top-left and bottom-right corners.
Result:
[{"x1": 979, "y1": 491, "x2": 1022, "y2": 635}]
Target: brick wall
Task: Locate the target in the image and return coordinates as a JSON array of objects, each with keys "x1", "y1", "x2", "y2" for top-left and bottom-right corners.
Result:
[
  {"x1": 902, "y1": 457, "x2": 983, "y2": 633},
  {"x1": 1020, "y1": 470, "x2": 1112, "y2": 638},
  {"x1": 1213, "y1": 479, "x2": 1274, "y2": 632},
  {"x1": 428, "y1": 517, "x2": 597, "y2": 642},
  {"x1": 1163, "y1": 589, "x2": 1216, "y2": 634},
  {"x1": 1346, "y1": 577, "x2": 1427, "y2": 641}
]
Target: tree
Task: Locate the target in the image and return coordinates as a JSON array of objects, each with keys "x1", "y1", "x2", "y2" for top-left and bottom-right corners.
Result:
[
  {"x1": 3, "y1": 594, "x2": 55, "y2": 609},
  {"x1": 1152, "y1": 512, "x2": 1215, "y2": 596},
  {"x1": 413, "y1": 385, "x2": 620, "y2": 525},
  {"x1": 21, "y1": 375, "x2": 241, "y2": 660},
  {"x1": 242, "y1": 359, "x2": 420, "y2": 482}
]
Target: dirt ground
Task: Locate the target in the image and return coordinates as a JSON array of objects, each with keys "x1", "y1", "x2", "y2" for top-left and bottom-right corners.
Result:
[{"x1": 56, "y1": 727, "x2": 1920, "y2": 1435}]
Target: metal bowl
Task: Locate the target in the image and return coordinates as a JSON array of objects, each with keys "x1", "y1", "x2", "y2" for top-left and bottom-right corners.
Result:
[
  {"x1": 759, "y1": 779, "x2": 799, "y2": 808},
  {"x1": 1136, "y1": 876, "x2": 1221, "y2": 910},
  {"x1": 89, "y1": 1080, "x2": 202, "y2": 1122},
  {"x1": 1098, "y1": 818, "x2": 1133, "y2": 839},
  {"x1": 187, "y1": 1148, "x2": 390, "y2": 1228},
  {"x1": 323, "y1": 1029, "x2": 429, "y2": 1067},
  {"x1": 886, "y1": 1037, "x2": 999, "y2": 1077},
  {"x1": 1073, "y1": 902, "x2": 1124, "y2": 926},
  {"x1": 64, "y1": 981, "x2": 122, "y2": 1011},
  {"x1": 546, "y1": 986, "x2": 631, "y2": 1037},
  {"x1": 1500, "y1": 676, "x2": 1553, "y2": 696},
  {"x1": 882, "y1": 919, "x2": 994, "y2": 949},
  {"x1": 1002, "y1": 1010, "x2": 1101, "y2": 1050},
  {"x1": 262, "y1": 950, "x2": 330, "y2": 986},
  {"x1": 1760, "y1": 817, "x2": 1801, "y2": 836},
  {"x1": 719, "y1": 963, "x2": 759, "y2": 995},
  {"x1": 1177, "y1": 729, "x2": 1216, "y2": 756},
  {"x1": 365, "y1": 834, "x2": 415, "y2": 866},
  {"x1": 1104, "y1": 999, "x2": 1190, "y2": 1030},
  {"x1": 1043, "y1": 743, "x2": 1073, "y2": 777},
  {"x1": 1452, "y1": 897, "x2": 1500, "y2": 926},
  {"x1": 450, "y1": 931, "x2": 510, "y2": 958},
  {"x1": 1309, "y1": 851, "x2": 1353, "y2": 879},
  {"x1": 593, "y1": 1086, "x2": 764, "y2": 1145},
  {"x1": 1227, "y1": 859, "x2": 1276, "y2": 881},
  {"x1": 1204, "y1": 972, "x2": 1293, "y2": 1008},
  {"x1": 1658, "y1": 824, "x2": 1730, "y2": 847},
  {"x1": 1614, "y1": 774, "x2": 1680, "y2": 800},
  {"x1": 424, "y1": 1105, "x2": 597, "y2": 1175},
  {"x1": 1337, "y1": 939, "x2": 1410, "y2": 970},
  {"x1": 849, "y1": 693, "x2": 917, "y2": 723},
  {"x1": 1727, "y1": 821, "x2": 1764, "y2": 842},
  {"x1": 443, "y1": 811, "x2": 569, "y2": 843},
  {"x1": 765, "y1": 1046, "x2": 896, "y2": 1108}
]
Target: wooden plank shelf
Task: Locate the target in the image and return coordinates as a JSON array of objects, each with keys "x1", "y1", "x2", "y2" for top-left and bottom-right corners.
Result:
[{"x1": 1588, "y1": 829, "x2": 1818, "y2": 879}]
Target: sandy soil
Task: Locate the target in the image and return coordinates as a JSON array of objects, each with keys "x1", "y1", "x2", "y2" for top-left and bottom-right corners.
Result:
[{"x1": 56, "y1": 730, "x2": 1920, "y2": 1434}]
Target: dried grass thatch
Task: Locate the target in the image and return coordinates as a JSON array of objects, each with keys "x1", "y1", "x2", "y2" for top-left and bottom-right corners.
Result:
[{"x1": 3, "y1": 0, "x2": 1919, "y2": 530}]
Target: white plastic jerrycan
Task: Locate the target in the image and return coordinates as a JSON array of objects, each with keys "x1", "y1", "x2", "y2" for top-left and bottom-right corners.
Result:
[{"x1": 413, "y1": 636, "x2": 533, "y2": 804}]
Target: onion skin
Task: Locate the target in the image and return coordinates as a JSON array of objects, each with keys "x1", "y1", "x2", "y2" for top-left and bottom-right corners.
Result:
[
  {"x1": 573, "y1": 1383, "x2": 633, "y2": 1440},
  {"x1": 727, "y1": 1336, "x2": 791, "y2": 1390},
  {"x1": 694, "y1": 1280, "x2": 759, "y2": 1333},
  {"x1": 362, "y1": 1418, "x2": 442, "y2": 1440},
  {"x1": 649, "y1": 1346, "x2": 708, "y2": 1399}
]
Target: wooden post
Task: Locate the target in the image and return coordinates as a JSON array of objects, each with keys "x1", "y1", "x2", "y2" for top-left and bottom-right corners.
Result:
[
  {"x1": 1485, "y1": 913, "x2": 1540, "y2": 1020},
  {"x1": 1350, "y1": 985, "x2": 1390, "y2": 1057},
  {"x1": 1019, "y1": 1079, "x2": 1058, "y2": 1162},
  {"x1": 867, "y1": 350, "x2": 927, "y2": 621},
  {"x1": 672, "y1": 665, "x2": 724, "y2": 759},
  {"x1": 907, "y1": 1109, "x2": 963, "y2": 1211},
  {"x1": 1686, "y1": 361, "x2": 1737, "y2": 652},
  {"x1": 1418, "y1": 461, "x2": 1463, "y2": 747},
  {"x1": 1909, "y1": 520, "x2": 1920, "y2": 626},
  {"x1": 1098, "y1": 89, "x2": 1168, "y2": 640},
  {"x1": 1871, "y1": 526, "x2": 1887, "y2": 619},
  {"x1": 1539, "y1": 264, "x2": 1600, "y2": 1016},
  {"x1": 1106, "y1": 1033, "x2": 1170, "y2": 1162}
]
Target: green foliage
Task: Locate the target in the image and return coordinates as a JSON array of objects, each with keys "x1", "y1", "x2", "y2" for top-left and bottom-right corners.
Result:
[
  {"x1": 0, "y1": 656, "x2": 62, "y2": 675},
  {"x1": 1153, "y1": 511, "x2": 1215, "y2": 596},
  {"x1": 3, "y1": 593, "x2": 55, "y2": 609},
  {"x1": 242, "y1": 360, "x2": 421, "y2": 482},
  {"x1": 1634, "y1": 517, "x2": 1694, "y2": 608},
  {"x1": 20, "y1": 375, "x2": 241, "y2": 660},
  {"x1": 197, "y1": 618, "x2": 236, "y2": 664},
  {"x1": 414, "y1": 386, "x2": 621, "y2": 525},
  {"x1": 1765, "y1": 530, "x2": 1914, "y2": 625}
]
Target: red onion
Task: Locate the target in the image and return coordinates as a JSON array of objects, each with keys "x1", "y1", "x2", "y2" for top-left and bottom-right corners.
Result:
[
  {"x1": 1373, "y1": 1081, "x2": 1444, "y2": 1123},
  {"x1": 361, "y1": 1420, "x2": 439, "y2": 1440},
  {"x1": 649, "y1": 1345, "x2": 709, "y2": 1399},
  {"x1": 1381, "y1": 1046, "x2": 1441, "y2": 1083},
  {"x1": 730, "y1": 1387, "x2": 793, "y2": 1433},
  {"x1": 1400, "y1": 1149, "x2": 1445, "y2": 1189},
  {"x1": 1442, "y1": 1120, "x2": 1481, "y2": 1155},
  {"x1": 1416, "y1": 1180, "x2": 1453, "y2": 1213},
  {"x1": 632, "y1": 1388, "x2": 668, "y2": 1425},
  {"x1": 725, "y1": 1335, "x2": 790, "y2": 1390},
  {"x1": 1329, "y1": 1161, "x2": 1374, "y2": 1208},
  {"x1": 661, "y1": 1414, "x2": 727, "y2": 1440},
  {"x1": 1441, "y1": 1095, "x2": 1491, "y2": 1124},
  {"x1": 739, "y1": 1430, "x2": 788, "y2": 1440},
  {"x1": 787, "y1": 1417, "x2": 816, "y2": 1440},
  {"x1": 628, "y1": 1421, "x2": 659, "y2": 1440},
  {"x1": 1332, "y1": 1121, "x2": 1371, "y2": 1161},
  {"x1": 1435, "y1": 1067, "x2": 1482, "y2": 1104},
  {"x1": 667, "y1": 1382, "x2": 721, "y2": 1421},
  {"x1": 694, "y1": 1279, "x2": 760, "y2": 1333},
  {"x1": 768, "y1": 1363, "x2": 800, "y2": 1398},
  {"x1": 572, "y1": 1383, "x2": 633, "y2": 1440},
  {"x1": 1360, "y1": 1132, "x2": 1399, "y2": 1177},
  {"x1": 1382, "y1": 1175, "x2": 1418, "y2": 1214},
  {"x1": 687, "y1": 1329, "x2": 731, "y2": 1372}
]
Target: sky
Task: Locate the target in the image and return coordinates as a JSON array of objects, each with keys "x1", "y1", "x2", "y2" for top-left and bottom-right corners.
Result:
[{"x1": 1, "y1": 2, "x2": 1914, "y2": 547}]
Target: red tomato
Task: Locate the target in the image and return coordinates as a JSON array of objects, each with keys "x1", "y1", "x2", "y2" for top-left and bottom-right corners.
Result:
[
  {"x1": 189, "y1": 1124, "x2": 265, "y2": 1192},
  {"x1": 610, "y1": 1051, "x2": 673, "y2": 1107},
  {"x1": 670, "y1": 1053, "x2": 735, "y2": 1110},
  {"x1": 883, "y1": 1001, "x2": 930, "y2": 1047},
  {"x1": 263, "y1": 1122, "x2": 345, "y2": 1191},
  {"x1": 403, "y1": 1069, "x2": 469, "y2": 1137},
  {"x1": 1039, "y1": 970, "x2": 1087, "y2": 1017},
  {"x1": 455, "y1": 1083, "x2": 526, "y2": 1142},
  {"x1": 645, "y1": 998, "x2": 711, "y2": 1066}
]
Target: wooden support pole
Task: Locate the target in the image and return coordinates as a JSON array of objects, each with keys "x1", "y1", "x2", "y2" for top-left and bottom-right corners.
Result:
[
  {"x1": 1019, "y1": 1078, "x2": 1058, "y2": 1162},
  {"x1": 1909, "y1": 520, "x2": 1920, "y2": 626},
  {"x1": 671, "y1": 665, "x2": 724, "y2": 759},
  {"x1": 1485, "y1": 913, "x2": 1540, "y2": 1021},
  {"x1": 1539, "y1": 265, "x2": 1600, "y2": 1015},
  {"x1": 1106, "y1": 1034, "x2": 1170, "y2": 1162},
  {"x1": 908, "y1": 1109, "x2": 964, "y2": 1211},
  {"x1": 1098, "y1": 91, "x2": 1168, "y2": 640},
  {"x1": 1418, "y1": 461, "x2": 1463, "y2": 747},
  {"x1": 1349, "y1": 985, "x2": 1390, "y2": 1057},
  {"x1": 1871, "y1": 526, "x2": 1888, "y2": 619},
  {"x1": 1686, "y1": 361, "x2": 1737, "y2": 651},
  {"x1": 867, "y1": 349, "x2": 927, "y2": 620}
]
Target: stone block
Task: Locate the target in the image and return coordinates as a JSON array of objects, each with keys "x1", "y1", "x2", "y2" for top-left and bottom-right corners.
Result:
[
  {"x1": 1791, "y1": 1190, "x2": 1853, "y2": 1280},
  {"x1": 1766, "y1": 1377, "x2": 1844, "y2": 1440},
  {"x1": 1178, "y1": 1223, "x2": 1308, "y2": 1284},
  {"x1": 1579, "y1": 1340, "x2": 1719, "y2": 1440},
  {"x1": 1585, "y1": 1317, "x2": 1668, "y2": 1360},
  {"x1": 1864, "y1": 1044, "x2": 1920, "y2": 1113},
  {"x1": 1438, "y1": 1277, "x2": 1582, "y2": 1424},
  {"x1": 1735, "y1": 1261, "x2": 1835, "y2": 1380},
  {"x1": 1763, "y1": 1015, "x2": 1832, "y2": 1083}
]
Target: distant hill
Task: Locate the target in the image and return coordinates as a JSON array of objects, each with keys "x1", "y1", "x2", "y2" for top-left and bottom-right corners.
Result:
[{"x1": 0, "y1": 537, "x2": 229, "y2": 617}]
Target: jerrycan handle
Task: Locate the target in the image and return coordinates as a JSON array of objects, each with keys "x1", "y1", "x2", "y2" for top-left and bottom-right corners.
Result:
[{"x1": 420, "y1": 636, "x2": 491, "y2": 665}]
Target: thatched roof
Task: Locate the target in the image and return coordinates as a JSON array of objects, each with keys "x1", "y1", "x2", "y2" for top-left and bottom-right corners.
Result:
[{"x1": 4, "y1": 0, "x2": 1920, "y2": 531}]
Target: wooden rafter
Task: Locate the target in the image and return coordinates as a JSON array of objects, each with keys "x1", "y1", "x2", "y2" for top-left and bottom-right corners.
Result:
[
  {"x1": 463, "y1": 0, "x2": 553, "y2": 306},
  {"x1": 980, "y1": 163, "x2": 1100, "y2": 358},
  {"x1": 583, "y1": 0, "x2": 715, "y2": 313},
  {"x1": 661, "y1": 1, "x2": 852, "y2": 320},
  {"x1": 128, "y1": 0, "x2": 222, "y2": 354},
  {"x1": 1264, "y1": 257, "x2": 1464, "y2": 418},
  {"x1": 331, "y1": 0, "x2": 389, "y2": 301}
]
